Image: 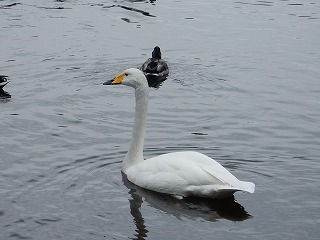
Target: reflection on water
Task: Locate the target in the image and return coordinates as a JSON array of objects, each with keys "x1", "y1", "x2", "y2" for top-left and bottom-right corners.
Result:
[
  {"x1": 104, "y1": 4, "x2": 156, "y2": 17},
  {"x1": 123, "y1": 173, "x2": 251, "y2": 239},
  {"x1": 0, "y1": 3, "x2": 21, "y2": 9}
]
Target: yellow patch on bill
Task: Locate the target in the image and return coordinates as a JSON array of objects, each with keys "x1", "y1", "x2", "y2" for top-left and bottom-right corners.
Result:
[{"x1": 112, "y1": 73, "x2": 125, "y2": 84}]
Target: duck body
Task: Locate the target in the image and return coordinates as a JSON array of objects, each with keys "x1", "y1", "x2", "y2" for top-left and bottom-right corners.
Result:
[
  {"x1": 103, "y1": 68, "x2": 255, "y2": 199},
  {"x1": 141, "y1": 46, "x2": 169, "y2": 86}
]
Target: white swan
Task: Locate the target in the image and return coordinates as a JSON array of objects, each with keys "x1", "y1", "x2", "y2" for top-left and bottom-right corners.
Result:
[{"x1": 103, "y1": 68, "x2": 255, "y2": 199}]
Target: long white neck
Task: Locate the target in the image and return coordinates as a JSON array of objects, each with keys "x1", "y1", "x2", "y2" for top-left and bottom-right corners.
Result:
[{"x1": 122, "y1": 85, "x2": 149, "y2": 173}]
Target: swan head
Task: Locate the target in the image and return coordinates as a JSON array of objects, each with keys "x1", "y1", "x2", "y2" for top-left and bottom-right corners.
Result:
[{"x1": 103, "y1": 68, "x2": 148, "y2": 89}]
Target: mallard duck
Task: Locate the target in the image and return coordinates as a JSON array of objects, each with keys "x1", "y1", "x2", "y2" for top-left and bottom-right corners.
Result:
[{"x1": 141, "y1": 46, "x2": 169, "y2": 87}]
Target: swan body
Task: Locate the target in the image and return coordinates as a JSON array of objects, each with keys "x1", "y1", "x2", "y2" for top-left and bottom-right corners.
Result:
[
  {"x1": 141, "y1": 46, "x2": 169, "y2": 85},
  {"x1": 126, "y1": 151, "x2": 254, "y2": 198},
  {"x1": 103, "y1": 68, "x2": 255, "y2": 199}
]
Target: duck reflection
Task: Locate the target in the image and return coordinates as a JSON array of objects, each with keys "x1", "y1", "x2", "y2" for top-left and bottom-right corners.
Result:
[{"x1": 122, "y1": 173, "x2": 251, "y2": 239}]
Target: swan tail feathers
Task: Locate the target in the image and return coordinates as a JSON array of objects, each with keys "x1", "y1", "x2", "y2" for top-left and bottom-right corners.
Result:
[
  {"x1": 237, "y1": 181, "x2": 255, "y2": 194},
  {"x1": 186, "y1": 182, "x2": 255, "y2": 199}
]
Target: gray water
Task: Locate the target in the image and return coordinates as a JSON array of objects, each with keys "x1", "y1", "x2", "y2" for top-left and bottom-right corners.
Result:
[{"x1": 1, "y1": 0, "x2": 320, "y2": 239}]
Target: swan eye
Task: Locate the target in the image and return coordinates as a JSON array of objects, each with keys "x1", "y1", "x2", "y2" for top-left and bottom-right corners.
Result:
[{"x1": 125, "y1": 73, "x2": 128, "y2": 76}]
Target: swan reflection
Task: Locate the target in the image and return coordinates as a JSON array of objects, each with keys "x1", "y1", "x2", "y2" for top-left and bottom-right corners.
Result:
[{"x1": 123, "y1": 173, "x2": 251, "y2": 239}]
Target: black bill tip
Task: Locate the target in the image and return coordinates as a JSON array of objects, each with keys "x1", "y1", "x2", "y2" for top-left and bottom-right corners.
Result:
[{"x1": 103, "y1": 79, "x2": 113, "y2": 85}]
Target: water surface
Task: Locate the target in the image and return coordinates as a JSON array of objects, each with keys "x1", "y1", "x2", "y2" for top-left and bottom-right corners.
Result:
[{"x1": 1, "y1": 0, "x2": 320, "y2": 239}]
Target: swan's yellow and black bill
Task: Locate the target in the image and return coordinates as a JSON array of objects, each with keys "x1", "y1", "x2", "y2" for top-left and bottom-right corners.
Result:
[{"x1": 103, "y1": 73, "x2": 125, "y2": 85}]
